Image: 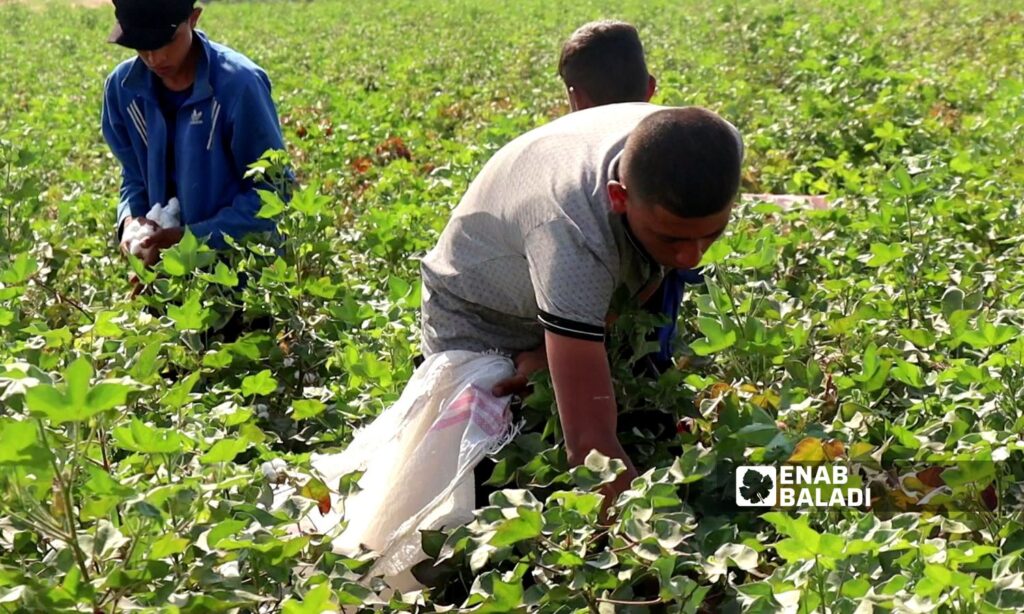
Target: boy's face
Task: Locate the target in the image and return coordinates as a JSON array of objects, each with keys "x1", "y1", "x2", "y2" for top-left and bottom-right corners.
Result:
[
  {"x1": 608, "y1": 181, "x2": 731, "y2": 270},
  {"x1": 136, "y1": 9, "x2": 201, "y2": 81}
]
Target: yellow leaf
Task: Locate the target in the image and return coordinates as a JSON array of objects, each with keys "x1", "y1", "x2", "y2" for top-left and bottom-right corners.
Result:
[
  {"x1": 849, "y1": 442, "x2": 874, "y2": 459},
  {"x1": 901, "y1": 476, "x2": 932, "y2": 495},
  {"x1": 787, "y1": 437, "x2": 826, "y2": 463}
]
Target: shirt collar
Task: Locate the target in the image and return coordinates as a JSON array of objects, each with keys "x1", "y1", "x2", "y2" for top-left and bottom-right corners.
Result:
[{"x1": 121, "y1": 30, "x2": 214, "y2": 105}]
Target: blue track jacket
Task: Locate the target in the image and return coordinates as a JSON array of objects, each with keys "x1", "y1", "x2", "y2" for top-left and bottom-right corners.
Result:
[{"x1": 102, "y1": 32, "x2": 285, "y2": 249}]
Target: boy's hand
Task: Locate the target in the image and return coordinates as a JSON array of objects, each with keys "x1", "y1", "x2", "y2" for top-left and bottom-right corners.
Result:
[
  {"x1": 137, "y1": 227, "x2": 185, "y2": 267},
  {"x1": 118, "y1": 216, "x2": 159, "y2": 256},
  {"x1": 492, "y1": 345, "x2": 548, "y2": 397}
]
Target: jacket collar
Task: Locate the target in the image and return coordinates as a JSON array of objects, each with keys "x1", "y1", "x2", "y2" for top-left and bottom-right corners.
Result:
[{"x1": 120, "y1": 30, "x2": 215, "y2": 105}]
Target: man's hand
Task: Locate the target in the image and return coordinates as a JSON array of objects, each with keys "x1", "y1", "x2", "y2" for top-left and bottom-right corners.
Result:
[
  {"x1": 492, "y1": 344, "x2": 548, "y2": 397},
  {"x1": 137, "y1": 227, "x2": 185, "y2": 267}
]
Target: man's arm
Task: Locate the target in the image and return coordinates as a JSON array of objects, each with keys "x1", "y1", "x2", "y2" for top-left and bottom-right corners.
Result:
[
  {"x1": 545, "y1": 330, "x2": 638, "y2": 501},
  {"x1": 101, "y1": 74, "x2": 150, "y2": 242},
  {"x1": 187, "y1": 74, "x2": 285, "y2": 249}
]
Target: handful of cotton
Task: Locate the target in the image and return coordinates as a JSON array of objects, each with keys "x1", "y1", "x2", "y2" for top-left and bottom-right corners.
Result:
[{"x1": 123, "y1": 197, "x2": 181, "y2": 256}]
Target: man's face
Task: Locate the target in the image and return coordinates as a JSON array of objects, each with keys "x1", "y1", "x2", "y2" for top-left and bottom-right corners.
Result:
[
  {"x1": 136, "y1": 9, "x2": 200, "y2": 81},
  {"x1": 608, "y1": 181, "x2": 731, "y2": 270}
]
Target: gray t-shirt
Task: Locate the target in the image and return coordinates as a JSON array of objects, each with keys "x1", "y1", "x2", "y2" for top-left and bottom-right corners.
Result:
[{"x1": 420, "y1": 103, "x2": 669, "y2": 356}]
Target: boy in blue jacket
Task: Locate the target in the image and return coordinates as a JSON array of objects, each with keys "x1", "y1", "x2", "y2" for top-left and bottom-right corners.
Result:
[{"x1": 102, "y1": 0, "x2": 286, "y2": 266}]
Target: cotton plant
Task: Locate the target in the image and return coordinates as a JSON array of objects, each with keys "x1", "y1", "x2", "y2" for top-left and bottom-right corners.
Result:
[{"x1": 122, "y1": 197, "x2": 181, "y2": 256}]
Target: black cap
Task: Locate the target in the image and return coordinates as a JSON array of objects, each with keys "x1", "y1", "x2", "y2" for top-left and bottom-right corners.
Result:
[{"x1": 108, "y1": 0, "x2": 196, "y2": 51}]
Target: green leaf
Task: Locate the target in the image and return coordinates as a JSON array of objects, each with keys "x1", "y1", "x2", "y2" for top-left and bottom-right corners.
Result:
[
  {"x1": 282, "y1": 582, "x2": 336, "y2": 614},
  {"x1": 24, "y1": 360, "x2": 132, "y2": 425},
  {"x1": 865, "y1": 243, "x2": 905, "y2": 267},
  {"x1": 130, "y1": 339, "x2": 166, "y2": 381},
  {"x1": 24, "y1": 385, "x2": 70, "y2": 419},
  {"x1": 941, "y1": 287, "x2": 965, "y2": 320},
  {"x1": 291, "y1": 399, "x2": 326, "y2": 420},
  {"x1": 207, "y1": 519, "x2": 249, "y2": 549},
  {"x1": 489, "y1": 508, "x2": 542, "y2": 547},
  {"x1": 149, "y1": 534, "x2": 190, "y2": 559},
  {"x1": 942, "y1": 462, "x2": 995, "y2": 489},
  {"x1": 473, "y1": 573, "x2": 525, "y2": 613},
  {"x1": 90, "y1": 311, "x2": 124, "y2": 338},
  {"x1": 0, "y1": 252, "x2": 38, "y2": 284},
  {"x1": 960, "y1": 319, "x2": 1017, "y2": 349},
  {"x1": 549, "y1": 491, "x2": 603, "y2": 518},
  {"x1": 890, "y1": 424, "x2": 922, "y2": 450},
  {"x1": 570, "y1": 450, "x2": 625, "y2": 490},
  {"x1": 842, "y1": 577, "x2": 871, "y2": 598},
  {"x1": 256, "y1": 190, "x2": 286, "y2": 219},
  {"x1": 924, "y1": 564, "x2": 952, "y2": 588},
  {"x1": 0, "y1": 420, "x2": 47, "y2": 467},
  {"x1": 113, "y1": 418, "x2": 186, "y2": 454},
  {"x1": 82, "y1": 466, "x2": 133, "y2": 497},
  {"x1": 241, "y1": 370, "x2": 278, "y2": 396},
  {"x1": 891, "y1": 359, "x2": 926, "y2": 388},
  {"x1": 167, "y1": 291, "x2": 211, "y2": 331},
  {"x1": 162, "y1": 371, "x2": 201, "y2": 409},
  {"x1": 669, "y1": 446, "x2": 717, "y2": 483},
  {"x1": 86, "y1": 383, "x2": 134, "y2": 412},
  {"x1": 774, "y1": 538, "x2": 814, "y2": 562},
  {"x1": 736, "y1": 423, "x2": 781, "y2": 446},
  {"x1": 304, "y1": 276, "x2": 339, "y2": 299},
  {"x1": 690, "y1": 317, "x2": 738, "y2": 356},
  {"x1": 900, "y1": 328, "x2": 936, "y2": 348},
  {"x1": 64, "y1": 358, "x2": 93, "y2": 408},
  {"x1": 201, "y1": 261, "x2": 240, "y2": 287},
  {"x1": 199, "y1": 439, "x2": 249, "y2": 464},
  {"x1": 160, "y1": 230, "x2": 216, "y2": 277}
]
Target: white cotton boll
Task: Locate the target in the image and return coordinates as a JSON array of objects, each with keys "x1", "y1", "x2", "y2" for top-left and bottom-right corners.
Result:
[
  {"x1": 146, "y1": 203, "x2": 164, "y2": 223},
  {"x1": 123, "y1": 218, "x2": 158, "y2": 256},
  {"x1": 261, "y1": 459, "x2": 289, "y2": 484},
  {"x1": 163, "y1": 197, "x2": 181, "y2": 226},
  {"x1": 148, "y1": 198, "x2": 181, "y2": 229}
]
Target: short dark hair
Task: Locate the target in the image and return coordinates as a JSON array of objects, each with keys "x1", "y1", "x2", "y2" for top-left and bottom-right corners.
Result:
[
  {"x1": 622, "y1": 107, "x2": 744, "y2": 218},
  {"x1": 558, "y1": 20, "x2": 649, "y2": 106}
]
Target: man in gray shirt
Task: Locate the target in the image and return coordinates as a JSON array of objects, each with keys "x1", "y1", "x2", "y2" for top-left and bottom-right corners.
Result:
[{"x1": 421, "y1": 103, "x2": 742, "y2": 499}]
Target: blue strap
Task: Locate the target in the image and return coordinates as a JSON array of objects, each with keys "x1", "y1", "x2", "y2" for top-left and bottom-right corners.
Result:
[{"x1": 646, "y1": 268, "x2": 704, "y2": 372}]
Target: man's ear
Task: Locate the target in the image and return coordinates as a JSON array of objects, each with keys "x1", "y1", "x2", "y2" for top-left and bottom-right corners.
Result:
[
  {"x1": 189, "y1": 7, "x2": 203, "y2": 28},
  {"x1": 607, "y1": 181, "x2": 629, "y2": 214},
  {"x1": 644, "y1": 75, "x2": 657, "y2": 102},
  {"x1": 568, "y1": 86, "x2": 594, "y2": 112}
]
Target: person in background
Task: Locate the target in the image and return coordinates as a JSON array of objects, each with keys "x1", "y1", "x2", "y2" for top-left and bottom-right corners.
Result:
[{"x1": 102, "y1": 0, "x2": 286, "y2": 267}]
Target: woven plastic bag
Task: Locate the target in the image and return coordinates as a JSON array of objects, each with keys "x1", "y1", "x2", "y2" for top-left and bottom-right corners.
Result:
[{"x1": 273, "y1": 350, "x2": 517, "y2": 592}]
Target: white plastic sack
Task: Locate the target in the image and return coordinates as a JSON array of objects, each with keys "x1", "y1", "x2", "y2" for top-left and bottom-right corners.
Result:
[{"x1": 273, "y1": 350, "x2": 516, "y2": 592}]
